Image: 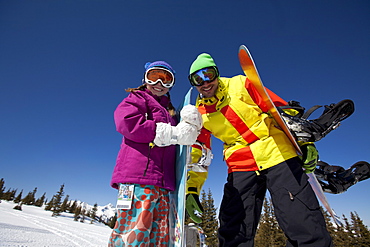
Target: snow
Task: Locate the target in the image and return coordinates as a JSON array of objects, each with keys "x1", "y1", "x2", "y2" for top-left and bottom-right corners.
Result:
[{"x1": 0, "y1": 201, "x2": 113, "y2": 246}]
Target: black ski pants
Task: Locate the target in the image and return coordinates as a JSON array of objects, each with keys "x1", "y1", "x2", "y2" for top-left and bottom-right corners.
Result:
[{"x1": 218, "y1": 157, "x2": 332, "y2": 247}]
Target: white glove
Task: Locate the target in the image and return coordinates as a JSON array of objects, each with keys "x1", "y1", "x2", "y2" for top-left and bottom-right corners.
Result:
[
  {"x1": 153, "y1": 122, "x2": 173, "y2": 147},
  {"x1": 153, "y1": 121, "x2": 199, "y2": 147},
  {"x1": 180, "y1": 105, "x2": 202, "y2": 130},
  {"x1": 175, "y1": 121, "x2": 199, "y2": 145}
]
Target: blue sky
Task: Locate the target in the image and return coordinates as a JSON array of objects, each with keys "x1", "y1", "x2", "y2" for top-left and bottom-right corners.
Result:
[{"x1": 1, "y1": 1, "x2": 369, "y2": 226}]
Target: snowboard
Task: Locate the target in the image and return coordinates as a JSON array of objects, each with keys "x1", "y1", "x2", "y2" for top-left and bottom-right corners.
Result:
[
  {"x1": 238, "y1": 45, "x2": 302, "y2": 155},
  {"x1": 238, "y1": 45, "x2": 342, "y2": 226},
  {"x1": 169, "y1": 87, "x2": 193, "y2": 247}
]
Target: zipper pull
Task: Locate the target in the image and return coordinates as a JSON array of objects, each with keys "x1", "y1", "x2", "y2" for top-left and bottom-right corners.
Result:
[{"x1": 288, "y1": 191, "x2": 294, "y2": 201}]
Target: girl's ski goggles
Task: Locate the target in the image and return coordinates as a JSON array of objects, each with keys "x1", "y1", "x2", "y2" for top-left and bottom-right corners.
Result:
[
  {"x1": 144, "y1": 68, "x2": 175, "y2": 88},
  {"x1": 188, "y1": 66, "x2": 219, "y2": 87}
]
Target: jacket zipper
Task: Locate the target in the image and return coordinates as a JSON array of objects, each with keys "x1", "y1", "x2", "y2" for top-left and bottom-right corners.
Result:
[{"x1": 143, "y1": 142, "x2": 154, "y2": 176}]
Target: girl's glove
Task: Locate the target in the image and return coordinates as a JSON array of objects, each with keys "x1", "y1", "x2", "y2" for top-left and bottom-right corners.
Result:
[{"x1": 300, "y1": 142, "x2": 318, "y2": 174}]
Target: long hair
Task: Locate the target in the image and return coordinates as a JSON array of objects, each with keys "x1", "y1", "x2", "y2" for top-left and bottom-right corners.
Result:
[{"x1": 125, "y1": 84, "x2": 176, "y2": 117}]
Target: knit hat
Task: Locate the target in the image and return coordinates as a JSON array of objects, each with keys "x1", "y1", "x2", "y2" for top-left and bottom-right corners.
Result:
[
  {"x1": 189, "y1": 53, "x2": 217, "y2": 75},
  {"x1": 144, "y1": 61, "x2": 176, "y2": 75}
]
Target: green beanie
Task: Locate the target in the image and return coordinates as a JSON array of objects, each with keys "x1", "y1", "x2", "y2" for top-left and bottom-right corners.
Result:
[{"x1": 189, "y1": 53, "x2": 217, "y2": 75}]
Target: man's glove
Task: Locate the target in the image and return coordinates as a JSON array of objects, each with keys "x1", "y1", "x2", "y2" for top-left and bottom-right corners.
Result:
[
  {"x1": 185, "y1": 192, "x2": 203, "y2": 223},
  {"x1": 153, "y1": 121, "x2": 198, "y2": 147},
  {"x1": 180, "y1": 105, "x2": 202, "y2": 130},
  {"x1": 300, "y1": 142, "x2": 318, "y2": 173},
  {"x1": 153, "y1": 104, "x2": 202, "y2": 147}
]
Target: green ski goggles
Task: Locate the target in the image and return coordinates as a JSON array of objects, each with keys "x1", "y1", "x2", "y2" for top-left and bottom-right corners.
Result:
[{"x1": 188, "y1": 67, "x2": 219, "y2": 87}]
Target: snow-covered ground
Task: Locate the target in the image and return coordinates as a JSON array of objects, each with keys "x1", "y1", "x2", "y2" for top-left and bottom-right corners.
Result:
[{"x1": 0, "y1": 201, "x2": 112, "y2": 246}]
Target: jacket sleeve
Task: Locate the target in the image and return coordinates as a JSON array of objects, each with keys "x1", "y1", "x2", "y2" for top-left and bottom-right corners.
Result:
[
  {"x1": 265, "y1": 87, "x2": 288, "y2": 107},
  {"x1": 244, "y1": 77, "x2": 289, "y2": 112},
  {"x1": 114, "y1": 92, "x2": 156, "y2": 143}
]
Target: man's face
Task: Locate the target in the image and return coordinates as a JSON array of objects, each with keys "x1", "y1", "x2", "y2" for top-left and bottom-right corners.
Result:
[{"x1": 195, "y1": 78, "x2": 219, "y2": 98}]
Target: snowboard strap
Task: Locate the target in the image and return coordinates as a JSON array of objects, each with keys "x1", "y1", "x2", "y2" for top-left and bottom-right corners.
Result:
[
  {"x1": 314, "y1": 160, "x2": 370, "y2": 194},
  {"x1": 279, "y1": 99, "x2": 355, "y2": 142},
  {"x1": 302, "y1": 105, "x2": 322, "y2": 120}
]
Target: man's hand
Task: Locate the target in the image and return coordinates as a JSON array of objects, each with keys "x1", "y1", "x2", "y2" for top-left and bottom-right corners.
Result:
[{"x1": 300, "y1": 142, "x2": 318, "y2": 174}]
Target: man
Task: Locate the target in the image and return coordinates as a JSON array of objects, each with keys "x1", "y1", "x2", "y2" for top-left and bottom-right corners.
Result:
[{"x1": 185, "y1": 53, "x2": 332, "y2": 247}]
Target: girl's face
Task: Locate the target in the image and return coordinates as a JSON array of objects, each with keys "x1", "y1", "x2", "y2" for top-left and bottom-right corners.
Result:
[{"x1": 146, "y1": 82, "x2": 170, "y2": 96}]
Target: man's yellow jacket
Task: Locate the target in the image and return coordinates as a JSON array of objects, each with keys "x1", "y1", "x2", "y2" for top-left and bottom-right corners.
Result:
[{"x1": 187, "y1": 75, "x2": 299, "y2": 193}]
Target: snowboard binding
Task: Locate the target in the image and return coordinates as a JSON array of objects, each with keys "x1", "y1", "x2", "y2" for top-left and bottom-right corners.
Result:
[
  {"x1": 314, "y1": 160, "x2": 370, "y2": 194},
  {"x1": 279, "y1": 99, "x2": 355, "y2": 142}
]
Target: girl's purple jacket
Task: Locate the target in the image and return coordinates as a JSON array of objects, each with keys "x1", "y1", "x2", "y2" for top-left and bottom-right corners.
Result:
[{"x1": 110, "y1": 89, "x2": 177, "y2": 191}]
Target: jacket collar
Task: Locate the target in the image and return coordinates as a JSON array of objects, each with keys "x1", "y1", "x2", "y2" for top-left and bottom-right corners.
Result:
[
  {"x1": 196, "y1": 78, "x2": 228, "y2": 106},
  {"x1": 143, "y1": 89, "x2": 170, "y2": 108}
]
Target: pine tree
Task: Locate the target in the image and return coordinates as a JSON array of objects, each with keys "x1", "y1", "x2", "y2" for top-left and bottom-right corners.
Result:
[
  {"x1": 255, "y1": 197, "x2": 285, "y2": 247},
  {"x1": 343, "y1": 214, "x2": 356, "y2": 245},
  {"x1": 199, "y1": 188, "x2": 219, "y2": 247},
  {"x1": 45, "y1": 196, "x2": 55, "y2": 211},
  {"x1": 90, "y1": 203, "x2": 98, "y2": 224},
  {"x1": 333, "y1": 219, "x2": 350, "y2": 247},
  {"x1": 13, "y1": 190, "x2": 23, "y2": 204},
  {"x1": 51, "y1": 184, "x2": 65, "y2": 217},
  {"x1": 255, "y1": 198, "x2": 274, "y2": 246},
  {"x1": 74, "y1": 206, "x2": 82, "y2": 221},
  {"x1": 69, "y1": 200, "x2": 77, "y2": 213},
  {"x1": 321, "y1": 209, "x2": 342, "y2": 246},
  {"x1": 22, "y1": 187, "x2": 37, "y2": 205},
  {"x1": 60, "y1": 195, "x2": 69, "y2": 212},
  {"x1": 80, "y1": 208, "x2": 86, "y2": 223},
  {"x1": 0, "y1": 178, "x2": 5, "y2": 199},
  {"x1": 3, "y1": 188, "x2": 17, "y2": 201},
  {"x1": 34, "y1": 193, "x2": 46, "y2": 207},
  {"x1": 350, "y1": 211, "x2": 370, "y2": 246},
  {"x1": 107, "y1": 214, "x2": 117, "y2": 229}
]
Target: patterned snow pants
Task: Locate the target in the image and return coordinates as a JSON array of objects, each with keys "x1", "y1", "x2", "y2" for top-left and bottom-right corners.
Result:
[{"x1": 108, "y1": 184, "x2": 170, "y2": 247}]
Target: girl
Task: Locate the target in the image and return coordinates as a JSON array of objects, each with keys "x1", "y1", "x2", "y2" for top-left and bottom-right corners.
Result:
[{"x1": 108, "y1": 61, "x2": 201, "y2": 246}]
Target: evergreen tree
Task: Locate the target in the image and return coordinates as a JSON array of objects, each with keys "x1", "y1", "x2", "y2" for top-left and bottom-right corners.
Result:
[
  {"x1": 255, "y1": 197, "x2": 286, "y2": 247},
  {"x1": 60, "y1": 195, "x2": 69, "y2": 212},
  {"x1": 321, "y1": 209, "x2": 342, "y2": 246},
  {"x1": 350, "y1": 211, "x2": 370, "y2": 246},
  {"x1": 74, "y1": 206, "x2": 82, "y2": 221},
  {"x1": 199, "y1": 188, "x2": 219, "y2": 247},
  {"x1": 334, "y1": 225, "x2": 348, "y2": 247},
  {"x1": 80, "y1": 208, "x2": 86, "y2": 223},
  {"x1": 22, "y1": 187, "x2": 37, "y2": 205},
  {"x1": 69, "y1": 200, "x2": 77, "y2": 213},
  {"x1": 107, "y1": 214, "x2": 117, "y2": 229},
  {"x1": 0, "y1": 178, "x2": 5, "y2": 199},
  {"x1": 51, "y1": 184, "x2": 65, "y2": 217},
  {"x1": 90, "y1": 203, "x2": 98, "y2": 224},
  {"x1": 343, "y1": 215, "x2": 354, "y2": 246},
  {"x1": 45, "y1": 195, "x2": 55, "y2": 211},
  {"x1": 13, "y1": 190, "x2": 23, "y2": 204},
  {"x1": 34, "y1": 193, "x2": 46, "y2": 207},
  {"x1": 3, "y1": 188, "x2": 17, "y2": 201}
]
